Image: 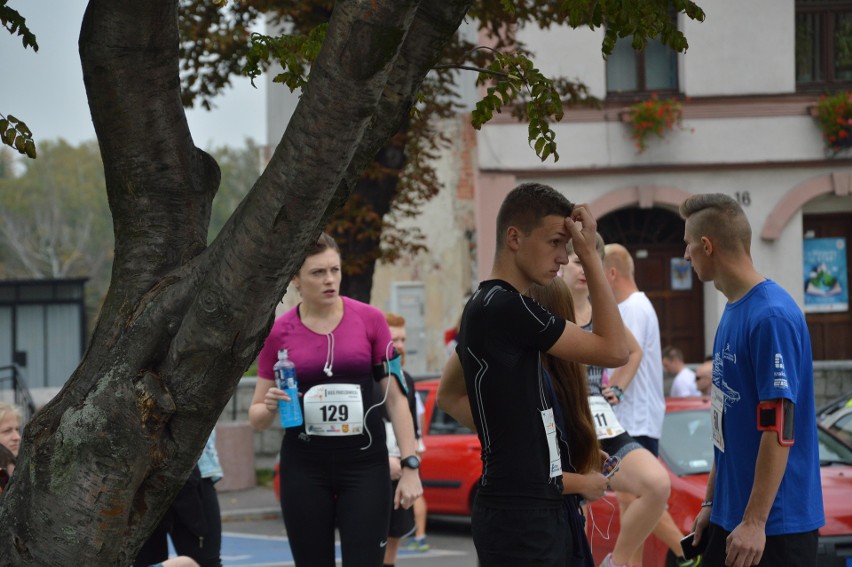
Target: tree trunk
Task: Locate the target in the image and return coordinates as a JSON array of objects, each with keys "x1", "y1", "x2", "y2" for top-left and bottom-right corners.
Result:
[
  {"x1": 0, "y1": 0, "x2": 473, "y2": 564},
  {"x1": 336, "y1": 128, "x2": 407, "y2": 302}
]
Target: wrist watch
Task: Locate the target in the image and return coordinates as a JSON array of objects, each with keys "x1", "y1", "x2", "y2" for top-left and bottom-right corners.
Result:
[{"x1": 400, "y1": 455, "x2": 421, "y2": 470}]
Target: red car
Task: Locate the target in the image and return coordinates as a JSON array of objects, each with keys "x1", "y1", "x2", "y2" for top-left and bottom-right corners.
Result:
[
  {"x1": 416, "y1": 377, "x2": 482, "y2": 516},
  {"x1": 271, "y1": 376, "x2": 482, "y2": 511},
  {"x1": 588, "y1": 398, "x2": 852, "y2": 566},
  {"x1": 415, "y1": 381, "x2": 852, "y2": 566}
]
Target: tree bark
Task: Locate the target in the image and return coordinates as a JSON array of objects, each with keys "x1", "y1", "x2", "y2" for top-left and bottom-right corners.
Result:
[{"x1": 0, "y1": 0, "x2": 473, "y2": 564}]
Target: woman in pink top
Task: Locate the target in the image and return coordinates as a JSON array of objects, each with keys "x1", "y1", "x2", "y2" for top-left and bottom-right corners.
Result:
[{"x1": 249, "y1": 233, "x2": 422, "y2": 567}]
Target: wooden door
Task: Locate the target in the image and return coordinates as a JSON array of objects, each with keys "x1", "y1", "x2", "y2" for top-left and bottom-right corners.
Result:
[
  {"x1": 803, "y1": 213, "x2": 852, "y2": 360},
  {"x1": 631, "y1": 243, "x2": 705, "y2": 363},
  {"x1": 599, "y1": 207, "x2": 705, "y2": 364}
]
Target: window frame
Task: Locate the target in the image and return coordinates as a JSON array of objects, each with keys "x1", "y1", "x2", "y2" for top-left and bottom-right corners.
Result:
[
  {"x1": 796, "y1": 0, "x2": 852, "y2": 91},
  {"x1": 605, "y1": 35, "x2": 681, "y2": 101}
]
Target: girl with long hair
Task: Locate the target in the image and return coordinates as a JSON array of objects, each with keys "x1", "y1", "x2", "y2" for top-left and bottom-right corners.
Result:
[{"x1": 528, "y1": 276, "x2": 608, "y2": 567}]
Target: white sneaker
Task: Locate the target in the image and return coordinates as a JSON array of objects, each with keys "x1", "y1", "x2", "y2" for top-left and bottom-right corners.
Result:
[{"x1": 599, "y1": 554, "x2": 625, "y2": 567}]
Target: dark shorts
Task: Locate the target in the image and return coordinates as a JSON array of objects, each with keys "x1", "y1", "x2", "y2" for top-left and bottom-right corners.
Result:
[
  {"x1": 472, "y1": 499, "x2": 570, "y2": 567},
  {"x1": 631, "y1": 435, "x2": 659, "y2": 457},
  {"x1": 388, "y1": 479, "x2": 416, "y2": 538},
  {"x1": 600, "y1": 432, "x2": 644, "y2": 461},
  {"x1": 703, "y1": 522, "x2": 818, "y2": 567}
]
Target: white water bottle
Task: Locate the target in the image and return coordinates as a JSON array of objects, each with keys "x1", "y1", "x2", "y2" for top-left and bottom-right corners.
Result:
[{"x1": 274, "y1": 349, "x2": 303, "y2": 428}]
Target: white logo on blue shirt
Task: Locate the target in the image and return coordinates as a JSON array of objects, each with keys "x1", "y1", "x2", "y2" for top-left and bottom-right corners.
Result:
[{"x1": 723, "y1": 343, "x2": 737, "y2": 364}]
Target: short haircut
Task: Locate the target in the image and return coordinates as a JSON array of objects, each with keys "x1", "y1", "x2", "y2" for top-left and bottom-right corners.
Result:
[
  {"x1": 662, "y1": 345, "x2": 684, "y2": 361},
  {"x1": 495, "y1": 183, "x2": 574, "y2": 251},
  {"x1": 603, "y1": 243, "x2": 634, "y2": 277},
  {"x1": 384, "y1": 312, "x2": 405, "y2": 327},
  {"x1": 0, "y1": 403, "x2": 21, "y2": 425},
  {"x1": 567, "y1": 232, "x2": 606, "y2": 261},
  {"x1": 679, "y1": 193, "x2": 752, "y2": 254}
]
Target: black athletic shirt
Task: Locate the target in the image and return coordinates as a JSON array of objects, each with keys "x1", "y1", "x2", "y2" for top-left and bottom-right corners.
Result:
[{"x1": 456, "y1": 279, "x2": 566, "y2": 509}]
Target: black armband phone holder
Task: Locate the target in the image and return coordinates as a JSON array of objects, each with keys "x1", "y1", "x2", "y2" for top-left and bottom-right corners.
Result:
[
  {"x1": 757, "y1": 398, "x2": 795, "y2": 447},
  {"x1": 372, "y1": 350, "x2": 408, "y2": 394}
]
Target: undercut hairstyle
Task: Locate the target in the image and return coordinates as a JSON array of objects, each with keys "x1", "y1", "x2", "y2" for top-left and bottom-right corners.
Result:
[
  {"x1": 603, "y1": 243, "x2": 634, "y2": 278},
  {"x1": 526, "y1": 278, "x2": 599, "y2": 475},
  {"x1": 567, "y1": 232, "x2": 606, "y2": 261},
  {"x1": 679, "y1": 193, "x2": 752, "y2": 254},
  {"x1": 662, "y1": 345, "x2": 684, "y2": 361},
  {"x1": 384, "y1": 312, "x2": 405, "y2": 328},
  {"x1": 495, "y1": 183, "x2": 574, "y2": 252}
]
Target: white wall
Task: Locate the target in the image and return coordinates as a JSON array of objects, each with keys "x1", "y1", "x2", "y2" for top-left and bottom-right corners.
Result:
[
  {"x1": 478, "y1": 113, "x2": 826, "y2": 171},
  {"x1": 371, "y1": 117, "x2": 477, "y2": 372},
  {"x1": 516, "y1": 1, "x2": 796, "y2": 99},
  {"x1": 681, "y1": 0, "x2": 795, "y2": 96},
  {"x1": 520, "y1": 24, "x2": 607, "y2": 98}
]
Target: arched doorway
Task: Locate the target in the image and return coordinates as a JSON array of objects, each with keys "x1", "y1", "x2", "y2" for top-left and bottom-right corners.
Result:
[{"x1": 598, "y1": 207, "x2": 705, "y2": 363}]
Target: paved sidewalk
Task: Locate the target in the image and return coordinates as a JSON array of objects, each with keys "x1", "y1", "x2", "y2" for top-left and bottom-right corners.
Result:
[{"x1": 217, "y1": 485, "x2": 281, "y2": 523}]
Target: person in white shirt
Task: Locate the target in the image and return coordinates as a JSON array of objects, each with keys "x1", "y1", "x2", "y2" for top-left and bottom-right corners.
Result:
[
  {"x1": 663, "y1": 346, "x2": 700, "y2": 397},
  {"x1": 603, "y1": 244, "x2": 697, "y2": 567},
  {"x1": 603, "y1": 244, "x2": 665, "y2": 450}
]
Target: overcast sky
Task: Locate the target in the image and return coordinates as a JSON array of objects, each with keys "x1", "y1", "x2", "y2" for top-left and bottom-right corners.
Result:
[{"x1": 1, "y1": 0, "x2": 266, "y2": 151}]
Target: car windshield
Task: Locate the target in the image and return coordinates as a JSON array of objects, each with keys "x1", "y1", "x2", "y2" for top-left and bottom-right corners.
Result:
[
  {"x1": 660, "y1": 409, "x2": 714, "y2": 476},
  {"x1": 428, "y1": 401, "x2": 474, "y2": 435},
  {"x1": 818, "y1": 426, "x2": 852, "y2": 466},
  {"x1": 660, "y1": 408, "x2": 852, "y2": 475}
]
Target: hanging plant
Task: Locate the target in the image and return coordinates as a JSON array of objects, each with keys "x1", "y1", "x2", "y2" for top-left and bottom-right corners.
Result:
[
  {"x1": 813, "y1": 91, "x2": 852, "y2": 154},
  {"x1": 625, "y1": 95, "x2": 683, "y2": 153}
]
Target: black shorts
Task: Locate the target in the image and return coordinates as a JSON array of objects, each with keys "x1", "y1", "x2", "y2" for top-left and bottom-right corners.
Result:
[
  {"x1": 703, "y1": 522, "x2": 818, "y2": 567},
  {"x1": 599, "y1": 432, "x2": 644, "y2": 461},
  {"x1": 631, "y1": 435, "x2": 659, "y2": 457},
  {"x1": 472, "y1": 499, "x2": 570, "y2": 567},
  {"x1": 387, "y1": 479, "x2": 415, "y2": 538}
]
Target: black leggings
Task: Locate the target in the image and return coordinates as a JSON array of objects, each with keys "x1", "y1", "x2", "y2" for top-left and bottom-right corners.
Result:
[
  {"x1": 279, "y1": 442, "x2": 391, "y2": 567},
  {"x1": 134, "y1": 471, "x2": 222, "y2": 567}
]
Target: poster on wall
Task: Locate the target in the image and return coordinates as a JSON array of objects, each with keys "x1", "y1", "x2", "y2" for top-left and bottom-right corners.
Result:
[
  {"x1": 803, "y1": 237, "x2": 848, "y2": 313},
  {"x1": 670, "y1": 258, "x2": 693, "y2": 291}
]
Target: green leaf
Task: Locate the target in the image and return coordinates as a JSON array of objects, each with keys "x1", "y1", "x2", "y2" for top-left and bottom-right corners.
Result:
[{"x1": 24, "y1": 138, "x2": 36, "y2": 159}]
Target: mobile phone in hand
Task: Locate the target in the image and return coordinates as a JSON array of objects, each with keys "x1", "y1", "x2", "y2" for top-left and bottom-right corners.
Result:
[
  {"x1": 603, "y1": 456, "x2": 620, "y2": 479},
  {"x1": 680, "y1": 532, "x2": 707, "y2": 560}
]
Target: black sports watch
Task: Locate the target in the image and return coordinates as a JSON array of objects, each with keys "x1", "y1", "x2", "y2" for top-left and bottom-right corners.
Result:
[{"x1": 400, "y1": 455, "x2": 421, "y2": 470}]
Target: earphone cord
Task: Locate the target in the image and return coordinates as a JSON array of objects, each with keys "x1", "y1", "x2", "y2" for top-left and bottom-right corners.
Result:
[
  {"x1": 360, "y1": 340, "x2": 396, "y2": 452},
  {"x1": 324, "y1": 333, "x2": 335, "y2": 377},
  {"x1": 586, "y1": 488, "x2": 616, "y2": 555}
]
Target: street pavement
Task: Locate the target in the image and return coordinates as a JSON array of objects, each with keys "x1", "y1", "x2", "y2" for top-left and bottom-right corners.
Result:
[{"x1": 214, "y1": 485, "x2": 478, "y2": 567}]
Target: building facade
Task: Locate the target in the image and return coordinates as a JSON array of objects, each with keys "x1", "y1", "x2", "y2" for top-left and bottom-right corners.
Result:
[
  {"x1": 474, "y1": 0, "x2": 852, "y2": 365},
  {"x1": 265, "y1": 1, "x2": 852, "y2": 378}
]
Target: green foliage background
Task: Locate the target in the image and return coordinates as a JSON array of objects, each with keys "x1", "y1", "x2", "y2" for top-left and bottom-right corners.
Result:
[{"x1": 0, "y1": 139, "x2": 263, "y2": 332}]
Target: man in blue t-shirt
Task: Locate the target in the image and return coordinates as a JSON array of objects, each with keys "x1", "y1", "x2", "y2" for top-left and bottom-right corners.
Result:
[
  {"x1": 680, "y1": 193, "x2": 824, "y2": 567},
  {"x1": 437, "y1": 182, "x2": 629, "y2": 567}
]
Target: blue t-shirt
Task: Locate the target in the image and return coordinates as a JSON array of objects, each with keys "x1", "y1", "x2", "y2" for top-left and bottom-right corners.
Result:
[{"x1": 711, "y1": 280, "x2": 824, "y2": 535}]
